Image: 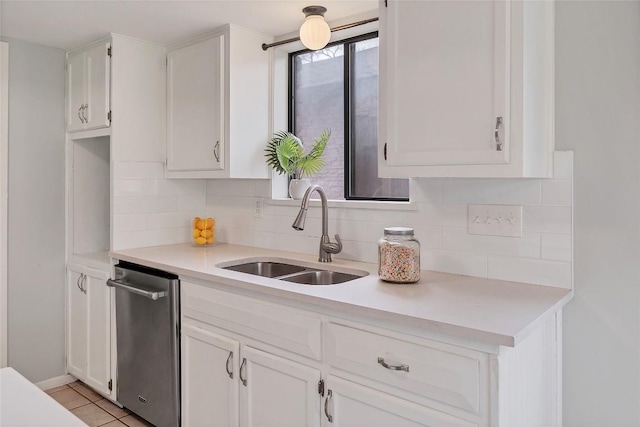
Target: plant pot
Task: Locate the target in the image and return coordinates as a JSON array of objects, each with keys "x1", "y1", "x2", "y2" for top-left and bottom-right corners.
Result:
[{"x1": 289, "y1": 178, "x2": 311, "y2": 200}]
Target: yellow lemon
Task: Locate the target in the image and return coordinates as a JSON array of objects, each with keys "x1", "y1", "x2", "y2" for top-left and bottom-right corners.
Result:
[
  {"x1": 194, "y1": 236, "x2": 207, "y2": 245},
  {"x1": 192, "y1": 228, "x2": 201, "y2": 238},
  {"x1": 206, "y1": 218, "x2": 215, "y2": 229},
  {"x1": 206, "y1": 236, "x2": 214, "y2": 245},
  {"x1": 196, "y1": 219, "x2": 207, "y2": 230},
  {"x1": 200, "y1": 229, "x2": 213, "y2": 238},
  {"x1": 193, "y1": 217, "x2": 201, "y2": 228}
]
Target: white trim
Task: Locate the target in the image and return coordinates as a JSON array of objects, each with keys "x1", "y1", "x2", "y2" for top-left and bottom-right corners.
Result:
[
  {"x1": 35, "y1": 374, "x2": 77, "y2": 391},
  {"x1": 0, "y1": 41, "x2": 9, "y2": 368}
]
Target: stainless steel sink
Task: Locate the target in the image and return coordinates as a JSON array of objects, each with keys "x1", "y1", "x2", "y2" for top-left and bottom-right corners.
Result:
[
  {"x1": 280, "y1": 270, "x2": 363, "y2": 285},
  {"x1": 223, "y1": 262, "x2": 306, "y2": 278},
  {"x1": 220, "y1": 258, "x2": 368, "y2": 285}
]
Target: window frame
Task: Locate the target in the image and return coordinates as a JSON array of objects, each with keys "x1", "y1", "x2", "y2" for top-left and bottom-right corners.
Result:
[{"x1": 288, "y1": 31, "x2": 409, "y2": 202}]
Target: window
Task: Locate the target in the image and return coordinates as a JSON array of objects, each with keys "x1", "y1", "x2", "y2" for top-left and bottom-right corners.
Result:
[{"x1": 289, "y1": 32, "x2": 409, "y2": 201}]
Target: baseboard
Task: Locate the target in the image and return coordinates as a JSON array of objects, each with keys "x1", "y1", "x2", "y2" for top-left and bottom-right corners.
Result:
[{"x1": 35, "y1": 374, "x2": 77, "y2": 391}]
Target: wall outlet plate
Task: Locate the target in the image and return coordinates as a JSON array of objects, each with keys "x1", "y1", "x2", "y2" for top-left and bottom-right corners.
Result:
[
  {"x1": 254, "y1": 197, "x2": 264, "y2": 218},
  {"x1": 468, "y1": 204, "x2": 522, "y2": 237}
]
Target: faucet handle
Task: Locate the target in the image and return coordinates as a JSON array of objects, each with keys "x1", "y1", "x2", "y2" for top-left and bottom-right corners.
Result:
[{"x1": 324, "y1": 234, "x2": 342, "y2": 254}]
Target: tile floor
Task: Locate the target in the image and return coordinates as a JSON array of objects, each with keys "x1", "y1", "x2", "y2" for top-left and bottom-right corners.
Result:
[{"x1": 44, "y1": 381, "x2": 153, "y2": 427}]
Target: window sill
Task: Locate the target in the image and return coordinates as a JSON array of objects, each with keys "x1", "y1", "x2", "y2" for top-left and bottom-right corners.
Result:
[{"x1": 266, "y1": 198, "x2": 417, "y2": 211}]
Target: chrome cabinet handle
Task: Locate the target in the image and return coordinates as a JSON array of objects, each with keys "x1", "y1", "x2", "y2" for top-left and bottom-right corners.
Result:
[
  {"x1": 239, "y1": 358, "x2": 247, "y2": 386},
  {"x1": 82, "y1": 104, "x2": 88, "y2": 123},
  {"x1": 213, "y1": 140, "x2": 220, "y2": 162},
  {"x1": 76, "y1": 274, "x2": 83, "y2": 292},
  {"x1": 377, "y1": 357, "x2": 409, "y2": 372},
  {"x1": 495, "y1": 116, "x2": 503, "y2": 151},
  {"x1": 78, "y1": 106, "x2": 85, "y2": 123},
  {"x1": 225, "y1": 351, "x2": 233, "y2": 379},
  {"x1": 81, "y1": 274, "x2": 87, "y2": 294},
  {"x1": 324, "y1": 389, "x2": 333, "y2": 423}
]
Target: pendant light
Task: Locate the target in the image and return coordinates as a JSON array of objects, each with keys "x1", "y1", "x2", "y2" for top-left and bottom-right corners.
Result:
[{"x1": 299, "y1": 6, "x2": 331, "y2": 50}]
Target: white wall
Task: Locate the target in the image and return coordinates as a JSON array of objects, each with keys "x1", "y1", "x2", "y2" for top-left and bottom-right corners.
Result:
[
  {"x1": 556, "y1": 2, "x2": 640, "y2": 426},
  {"x1": 6, "y1": 39, "x2": 66, "y2": 382}
]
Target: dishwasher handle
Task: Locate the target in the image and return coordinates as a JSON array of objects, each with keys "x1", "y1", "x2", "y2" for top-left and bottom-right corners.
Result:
[{"x1": 107, "y1": 279, "x2": 167, "y2": 300}]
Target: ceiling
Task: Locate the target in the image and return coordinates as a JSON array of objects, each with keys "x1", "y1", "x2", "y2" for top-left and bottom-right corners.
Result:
[{"x1": 1, "y1": 0, "x2": 378, "y2": 51}]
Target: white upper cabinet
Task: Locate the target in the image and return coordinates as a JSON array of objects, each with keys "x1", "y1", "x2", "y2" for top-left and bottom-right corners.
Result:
[
  {"x1": 67, "y1": 42, "x2": 111, "y2": 132},
  {"x1": 167, "y1": 36, "x2": 224, "y2": 172},
  {"x1": 166, "y1": 25, "x2": 273, "y2": 179},
  {"x1": 379, "y1": 0, "x2": 555, "y2": 178}
]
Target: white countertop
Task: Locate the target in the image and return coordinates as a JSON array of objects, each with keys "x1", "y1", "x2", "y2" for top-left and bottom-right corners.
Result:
[
  {"x1": 110, "y1": 243, "x2": 572, "y2": 347},
  {"x1": 0, "y1": 368, "x2": 87, "y2": 427}
]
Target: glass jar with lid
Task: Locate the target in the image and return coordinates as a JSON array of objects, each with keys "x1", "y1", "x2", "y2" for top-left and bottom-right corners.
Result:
[{"x1": 378, "y1": 227, "x2": 420, "y2": 283}]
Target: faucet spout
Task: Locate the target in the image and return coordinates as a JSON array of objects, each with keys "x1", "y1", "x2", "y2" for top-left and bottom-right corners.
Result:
[{"x1": 291, "y1": 185, "x2": 342, "y2": 262}]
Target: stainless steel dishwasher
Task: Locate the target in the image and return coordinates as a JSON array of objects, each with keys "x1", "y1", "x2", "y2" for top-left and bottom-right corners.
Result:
[{"x1": 108, "y1": 261, "x2": 180, "y2": 427}]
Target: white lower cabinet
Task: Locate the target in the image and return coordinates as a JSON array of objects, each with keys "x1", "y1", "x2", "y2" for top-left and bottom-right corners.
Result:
[
  {"x1": 180, "y1": 280, "x2": 561, "y2": 427},
  {"x1": 325, "y1": 375, "x2": 476, "y2": 427},
  {"x1": 181, "y1": 323, "x2": 239, "y2": 427},
  {"x1": 181, "y1": 321, "x2": 321, "y2": 427},
  {"x1": 66, "y1": 262, "x2": 113, "y2": 397}
]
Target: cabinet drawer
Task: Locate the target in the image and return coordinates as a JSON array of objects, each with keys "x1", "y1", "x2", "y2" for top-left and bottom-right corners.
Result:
[
  {"x1": 326, "y1": 323, "x2": 485, "y2": 414},
  {"x1": 182, "y1": 281, "x2": 322, "y2": 360}
]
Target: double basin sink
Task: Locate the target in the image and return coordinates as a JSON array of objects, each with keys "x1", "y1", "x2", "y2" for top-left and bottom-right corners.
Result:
[{"x1": 221, "y1": 260, "x2": 368, "y2": 285}]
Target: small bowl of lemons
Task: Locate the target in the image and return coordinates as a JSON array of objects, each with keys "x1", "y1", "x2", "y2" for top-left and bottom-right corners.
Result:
[{"x1": 192, "y1": 217, "x2": 215, "y2": 246}]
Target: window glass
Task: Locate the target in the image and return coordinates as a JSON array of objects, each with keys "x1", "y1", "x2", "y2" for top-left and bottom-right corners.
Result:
[{"x1": 291, "y1": 34, "x2": 409, "y2": 201}]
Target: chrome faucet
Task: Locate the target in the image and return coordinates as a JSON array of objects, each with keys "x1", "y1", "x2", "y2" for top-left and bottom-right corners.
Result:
[{"x1": 292, "y1": 185, "x2": 342, "y2": 262}]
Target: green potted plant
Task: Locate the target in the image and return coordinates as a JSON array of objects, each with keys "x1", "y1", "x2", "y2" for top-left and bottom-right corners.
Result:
[{"x1": 265, "y1": 130, "x2": 331, "y2": 199}]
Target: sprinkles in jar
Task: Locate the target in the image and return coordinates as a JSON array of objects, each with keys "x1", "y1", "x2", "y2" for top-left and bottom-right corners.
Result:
[{"x1": 378, "y1": 227, "x2": 420, "y2": 283}]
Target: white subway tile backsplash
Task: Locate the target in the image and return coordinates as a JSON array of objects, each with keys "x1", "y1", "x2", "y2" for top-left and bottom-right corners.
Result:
[
  {"x1": 487, "y1": 257, "x2": 572, "y2": 288},
  {"x1": 541, "y1": 233, "x2": 572, "y2": 262},
  {"x1": 421, "y1": 250, "x2": 488, "y2": 277},
  {"x1": 148, "y1": 179, "x2": 205, "y2": 196},
  {"x1": 114, "y1": 162, "x2": 164, "y2": 179},
  {"x1": 206, "y1": 179, "x2": 256, "y2": 197},
  {"x1": 113, "y1": 214, "x2": 146, "y2": 233},
  {"x1": 335, "y1": 240, "x2": 378, "y2": 264},
  {"x1": 146, "y1": 212, "x2": 190, "y2": 230},
  {"x1": 111, "y1": 156, "x2": 572, "y2": 291},
  {"x1": 442, "y1": 179, "x2": 542, "y2": 206},
  {"x1": 523, "y1": 206, "x2": 572, "y2": 234},
  {"x1": 542, "y1": 180, "x2": 572, "y2": 207},
  {"x1": 113, "y1": 196, "x2": 177, "y2": 215},
  {"x1": 442, "y1": 228, "x2": 541, "y2": 258},
  {"x1": 114, "y1": 180, "x2": 146, "y2": 196},
  {"x1": 410, "y1": 178, "x2": 443, "y2": 203},
  {"x1": 413, "y1": 203, "x2": 468, "y2": 227},
  {"x1": 177, "y1": 194, "x2": 206, "y2": 212}
]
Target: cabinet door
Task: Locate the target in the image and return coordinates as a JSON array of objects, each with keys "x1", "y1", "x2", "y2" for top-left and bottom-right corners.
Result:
[
  {"x1": 84, "y1": 42, "x2": 111, "y2": 131},
  {"x1": 67, "y1": 52, "x2": 86, "y2": 132},
  {"x1": 381, "y1": 0, "x2": 509, "y2": 167},
  {"x1": 66, "y1": 264, "x2": 87, "y2": 378},
  {"x1": 167, "y1": 36, "x2": 224, "y2": 172},
  {"x1": 182, "y1": 323, "x2": 240, "y2": 427},
  {"x1": 325, "y1": 376, "x2": 477, "y2": 427},
  {"x1": 83, "y1": 267, "x2": 111, "y2": 395},
  {"x1": 240, "y1": 346, "x2": 321, "y2": 427}
]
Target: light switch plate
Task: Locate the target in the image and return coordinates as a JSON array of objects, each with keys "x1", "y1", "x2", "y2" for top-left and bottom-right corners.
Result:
[{"x1": 468, "y1": 204, "x2": 522, "y2": 237}]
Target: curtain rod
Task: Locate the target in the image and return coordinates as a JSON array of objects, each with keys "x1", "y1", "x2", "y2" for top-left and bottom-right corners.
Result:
[{"x1": 261, "y1": 17, "x2": 379, "y2": 51}]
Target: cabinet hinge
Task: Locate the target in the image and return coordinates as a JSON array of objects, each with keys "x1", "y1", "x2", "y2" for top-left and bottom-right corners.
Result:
[
  {"x1": 318, "y1": 379, "x2": 325, "y2": 396},
  {"x1": 108, "y1": 379, "x2": 112, "y2": 391},
  {"x1": 107, "y1": 47, "x2": 112, "y2": 57},
  {"x1": 383, "y1": 142, "x2": 387, "y2": 161},
  {"x1": 107, "y1": 111, "x2": 112, "y2": 123},
  {"x1": 385, "y1": 0, "x2": 388, "y2": 7}
]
